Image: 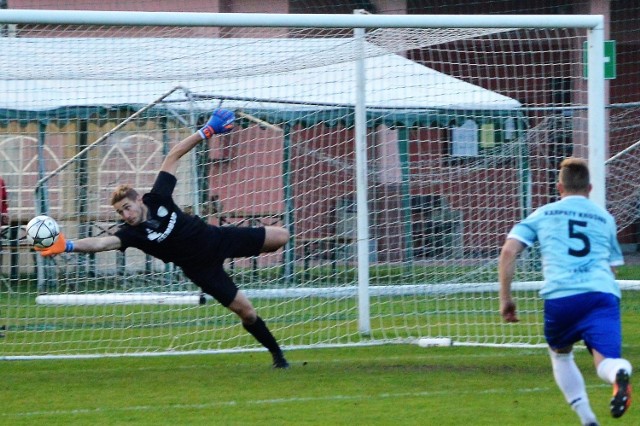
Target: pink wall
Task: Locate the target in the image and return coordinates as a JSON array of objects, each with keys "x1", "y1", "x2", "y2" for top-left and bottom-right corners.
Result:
[
  {"x1": 8, "y1": 0, "x2": 285, "y2": 13},
  {"x1": 208, "y1": 126, "x2": 284, "y2": 217}
]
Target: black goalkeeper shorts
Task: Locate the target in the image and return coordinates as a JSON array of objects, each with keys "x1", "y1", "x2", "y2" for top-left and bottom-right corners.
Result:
[{"x1": 181, "y1": 226, "x2": 266, "y2": 307}]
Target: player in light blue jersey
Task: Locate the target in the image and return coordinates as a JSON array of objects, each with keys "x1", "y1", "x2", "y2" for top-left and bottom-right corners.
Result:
[{"x1": 499, "y1": 158, "x2": 632, "y2": 425}]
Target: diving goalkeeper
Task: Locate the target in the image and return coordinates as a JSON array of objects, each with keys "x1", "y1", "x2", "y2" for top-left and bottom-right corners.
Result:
[{"x1": 36, "y1": 109, "x2": 290, "y2": 369}]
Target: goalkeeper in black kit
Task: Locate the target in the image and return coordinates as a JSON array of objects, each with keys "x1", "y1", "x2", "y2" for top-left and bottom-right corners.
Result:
[{"x1": 36, "y1": 109, "x2": 290, "y2": 369}]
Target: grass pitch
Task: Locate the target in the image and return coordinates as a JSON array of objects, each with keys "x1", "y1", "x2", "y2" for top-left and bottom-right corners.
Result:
[
  {"x1": 1, "y1": 263, "x2": 639, "y2": 424},
  {"x1": 1, "y1": 341, "x2": 638, "y2": 425}
]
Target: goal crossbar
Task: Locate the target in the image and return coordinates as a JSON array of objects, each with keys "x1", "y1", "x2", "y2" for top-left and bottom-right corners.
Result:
[{"x1": 0, "y1": 10, "x2": 603, "y2": 29}]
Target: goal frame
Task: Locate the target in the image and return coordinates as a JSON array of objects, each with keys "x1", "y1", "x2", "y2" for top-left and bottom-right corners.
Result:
[{"x1": 0, "y1": 10, "x2": 606, "y2": 349}]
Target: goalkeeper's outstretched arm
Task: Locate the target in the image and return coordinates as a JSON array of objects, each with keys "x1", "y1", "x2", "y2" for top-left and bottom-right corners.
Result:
[
  {"x1": 71, "y1": 235, "x2": 122, "y2": 253},
  {"x1": 36, "y1": 233, "x2": 121, "y2": 257}
]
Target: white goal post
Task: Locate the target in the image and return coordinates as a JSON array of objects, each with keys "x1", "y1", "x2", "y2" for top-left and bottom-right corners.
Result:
[{"x1": 0, "y1": 10, "x2": 620, "y2": 359}]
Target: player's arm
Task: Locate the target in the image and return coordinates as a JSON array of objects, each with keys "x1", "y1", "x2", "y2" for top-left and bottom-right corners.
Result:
[
  {"x1": 36, "y1": 234, "x2": 122, "y2": 257},
  {"x1": 608, "y1": 224, "x2": 624, "y2": 277},
  {"x1": 498, "y1": 238, "x2": 526, "y2": 323},
  {"x1": 160, "y1": 109, "x2": 235, "y2": 175},
  {"x1": 160, "y1": 133, "x2": 203, "y2": 176},
  {"x1": 71, "y1": 235, "x2": 122, "y2": 253}
]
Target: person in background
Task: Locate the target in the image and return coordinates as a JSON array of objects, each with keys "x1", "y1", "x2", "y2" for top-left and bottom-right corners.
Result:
[{"x1": 499, "y1": 157, "x2": 632, "y2": 425}]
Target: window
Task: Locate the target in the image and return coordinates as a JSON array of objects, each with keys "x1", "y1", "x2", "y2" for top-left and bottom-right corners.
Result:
[{"x1": 451, "y1": 119, "x2": 479, "y2": 156}]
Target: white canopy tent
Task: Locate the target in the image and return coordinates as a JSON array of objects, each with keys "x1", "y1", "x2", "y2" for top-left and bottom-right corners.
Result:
[{"x1": 0, "y1": 37, "x2": 521, "y2": 117}]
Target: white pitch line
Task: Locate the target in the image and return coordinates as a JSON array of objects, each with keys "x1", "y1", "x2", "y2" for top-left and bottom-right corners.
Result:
[{"x1": 1, "y1": 384, "x2": 609, "y2": 419}]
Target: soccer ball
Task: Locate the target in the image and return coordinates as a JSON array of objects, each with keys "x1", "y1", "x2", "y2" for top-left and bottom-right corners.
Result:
[{"x1": 26, "y1": 215, "x2": 60, "y2": 249}]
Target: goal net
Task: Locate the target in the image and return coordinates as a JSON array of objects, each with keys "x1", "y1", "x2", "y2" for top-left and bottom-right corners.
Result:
[{"x1": 0, "y1": 12, "x2": 623, "y2": 358}]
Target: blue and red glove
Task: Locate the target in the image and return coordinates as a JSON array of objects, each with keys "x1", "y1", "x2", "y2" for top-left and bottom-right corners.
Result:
[
  {"x1": 197, "y1": 109, "x2": 235, "y2": 139},
  {"x1": 34, "y1": 232, "x2": 74, "y2": 257}
]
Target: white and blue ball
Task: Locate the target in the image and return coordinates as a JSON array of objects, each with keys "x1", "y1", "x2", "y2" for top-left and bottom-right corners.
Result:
[{"x1": 26, "y1": 215, "x2": 60, "y2": 249}]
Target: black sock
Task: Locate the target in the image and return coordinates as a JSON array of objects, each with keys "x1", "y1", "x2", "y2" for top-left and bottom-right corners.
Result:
[{"x1": 242, "y1": 316, "x2": 281, "y2": 354}]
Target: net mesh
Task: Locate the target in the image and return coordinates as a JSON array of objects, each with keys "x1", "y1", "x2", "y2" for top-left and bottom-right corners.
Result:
[{"x1": 0, "y1": 19, "x2": 630, "y2": 357}]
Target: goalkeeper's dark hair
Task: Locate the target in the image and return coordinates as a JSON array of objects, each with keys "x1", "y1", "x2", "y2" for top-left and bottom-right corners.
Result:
[
  {"x1": 559, "y1": 157, "x2": 590, "y2": 193},
  {"x1": 110, "y1": 184, "x2": 139, "y2": 205}
]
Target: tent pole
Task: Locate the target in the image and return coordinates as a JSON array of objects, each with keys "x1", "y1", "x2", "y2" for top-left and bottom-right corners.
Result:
[
  {"x1": 76, "y1": 118, "x2": 93, "y2": 277},
  {"x1": 282, "y1": 123, "x2": 295, "y2": 284},
  {"x1": 160, "y1": 117, "x2": 176, "y2": 289},
  {"x1": 517, "y1": 115, "x2": 531, "y2": 219},
  {"x1": 397, "y1": 127, "x2": 413, "y2": 271},
  {"x1": 36, "y1": 120, "x2": 55, "y2": 293}
]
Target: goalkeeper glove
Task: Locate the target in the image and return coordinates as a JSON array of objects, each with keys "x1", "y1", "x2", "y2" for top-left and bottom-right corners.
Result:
[
  {"x1": 34, "y1": 232, "x2": 74, "y2": 257},
  {"x1": 197, "y1": 109, "x2": 235, "y2": 139}
]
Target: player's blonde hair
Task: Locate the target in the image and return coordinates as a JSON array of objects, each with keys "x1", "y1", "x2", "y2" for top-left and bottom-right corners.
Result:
[
  {"x1": 110, "y1": 184, "x2": 139, "y2": 206},
  {"x1": 559, "y1": 157, "x2": 590, "y2": 193}
]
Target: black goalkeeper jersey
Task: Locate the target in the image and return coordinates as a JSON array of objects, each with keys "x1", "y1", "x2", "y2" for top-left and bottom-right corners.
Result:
[{"x1": 114, "y1": 171, "x2": 221, "y2": 268}]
